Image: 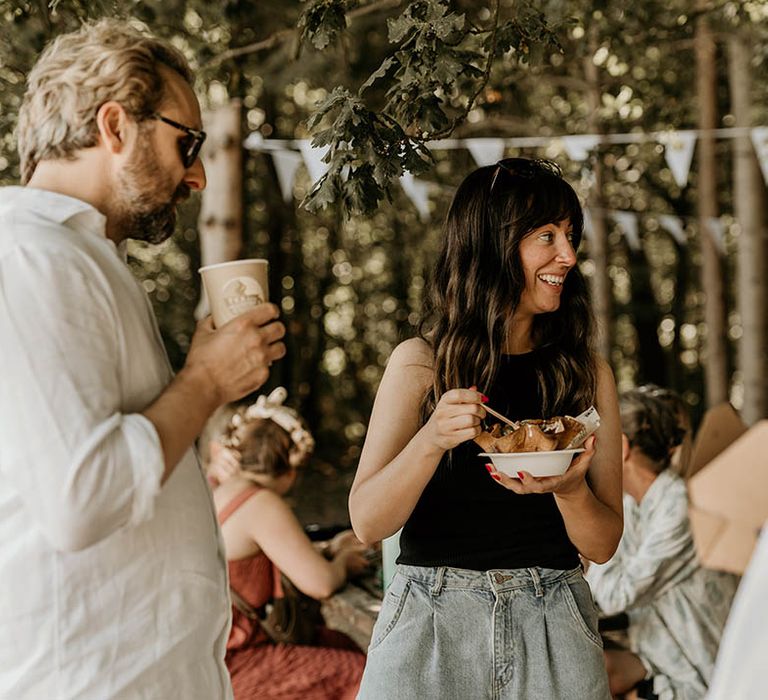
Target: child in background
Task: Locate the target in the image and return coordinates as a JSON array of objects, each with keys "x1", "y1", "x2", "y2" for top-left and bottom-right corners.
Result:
[{"x1": 209, "y1": 388, "x2": 368, "y2": 700}]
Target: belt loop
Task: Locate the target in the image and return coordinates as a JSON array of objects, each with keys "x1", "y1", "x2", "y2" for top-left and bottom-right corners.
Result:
[
  {"x1": 431, "y1": 566, "x2": 446, "y2": 596},
  {"x1": 528, "y1": 568, "x2": 544, "y2": 598}
]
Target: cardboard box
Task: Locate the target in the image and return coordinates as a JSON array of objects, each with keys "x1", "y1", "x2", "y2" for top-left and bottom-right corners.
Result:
[
  {"x1": 685, "y1": 402, "x2": 748, "y2": 480},
  {"x1": 687, "y1": 420, "x2": 768, "y2": 575}
]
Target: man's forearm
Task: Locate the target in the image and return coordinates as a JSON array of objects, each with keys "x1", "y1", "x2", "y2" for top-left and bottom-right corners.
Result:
[{"x1": 142, "y1": 366, "x2": 220, "y2": 483}]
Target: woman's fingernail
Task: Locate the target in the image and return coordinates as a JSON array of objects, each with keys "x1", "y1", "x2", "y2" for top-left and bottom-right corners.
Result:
[
  {"x1": 469, "y1": 385, "x2": 477, "y2": 391},
  {"x1": 491, "y1": 474, "x2": 501, "y2": 481},
  {"x1": 485, "y1": 463, "x2": 494, "y2": 473},
  {"x1": 480, "y1": 394, "x2": 489, "y2": 403},
  {"x1": 517, "y1": 472, "x2": 525, "y2": 479}
]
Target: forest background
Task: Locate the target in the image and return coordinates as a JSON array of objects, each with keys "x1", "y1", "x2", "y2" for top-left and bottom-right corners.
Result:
[{"x1": 1, "y1": 0, "x2": 766, "y2": 525}]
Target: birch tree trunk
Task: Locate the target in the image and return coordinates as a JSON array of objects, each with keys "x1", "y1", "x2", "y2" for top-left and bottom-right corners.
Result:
[
  {"x1": 584, "y1": 25, "x2": 613, "y2": 361},
  {"x1": 695, "y1": 9, "x2": 728, "y2": 407},
  {"x1": 195, "y1": 100, "x2": 243, "y2": 319},
  {"x1": 728, "y1": 32, "x2": 767, "y2": 423}
]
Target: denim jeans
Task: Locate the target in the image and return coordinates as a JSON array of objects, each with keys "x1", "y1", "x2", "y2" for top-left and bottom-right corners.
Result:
[{"x1": 358, "y1": 564, "x2": 610, "y2": 700}]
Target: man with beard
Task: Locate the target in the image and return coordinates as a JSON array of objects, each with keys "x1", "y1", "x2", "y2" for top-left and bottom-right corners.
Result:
[{"x1": 0, "y1": 20, "x2": 285, "y2": 700}]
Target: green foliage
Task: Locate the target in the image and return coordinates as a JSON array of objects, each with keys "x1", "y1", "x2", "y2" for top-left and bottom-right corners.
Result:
[
  {"x1": 492, "y1": 4, "x2": 569, "y2": 63},
  {"x1": 298, "y1": 0, "x2": 568, "y2": 216},
  {"x1": 297, "y1": 0, "x2": 350, "y2": 50},
  {"x1": 302, "y1": 86, "x2": 432, "y2": 214}
]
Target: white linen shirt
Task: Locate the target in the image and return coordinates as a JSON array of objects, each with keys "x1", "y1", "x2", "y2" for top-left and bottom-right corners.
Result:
[
  {"x1": 586, "y1": 470, "x2": 738, "y2": 700},
  {"x1": 0, "y1": 187, "x2": 233, "y2": 699}
]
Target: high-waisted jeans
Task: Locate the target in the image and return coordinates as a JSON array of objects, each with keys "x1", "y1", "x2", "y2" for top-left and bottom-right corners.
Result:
[{"x1": 357, "y1": 564, "x2": 610, "y2": 700}]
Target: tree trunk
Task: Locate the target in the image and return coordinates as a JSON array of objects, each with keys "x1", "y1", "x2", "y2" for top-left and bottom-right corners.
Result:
[
  {"x1": 628, "y1": 245, "x2": 667, "y2": 387},
  {"x1": 728, "y1": 32, "x2": 767, "y2": 423},
  {"x1": 195, "y1": 100, "x2": 244, "y2": 318},
  {"x1": 583, "y1": 25, "x2": 613, "y2": 361},
  {"x1": 694, "y1": 9, "x2": 729, "y2": 407}
]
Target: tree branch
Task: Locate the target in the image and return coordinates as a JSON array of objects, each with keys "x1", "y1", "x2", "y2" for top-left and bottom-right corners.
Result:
[
  {"x1": 425, "y1": 0, "x2": 500, "y2": 141},
  {"x1": 201, "y1": 0, "x2": 403, "y2": 69}
]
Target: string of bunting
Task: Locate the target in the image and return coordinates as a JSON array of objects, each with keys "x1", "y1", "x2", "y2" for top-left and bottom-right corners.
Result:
[{"x1": 245, "y1": 125, "x2": 768, "y2": 254}]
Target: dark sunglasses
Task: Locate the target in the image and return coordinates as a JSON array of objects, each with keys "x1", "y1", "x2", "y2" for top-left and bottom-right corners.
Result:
[
  {"x1": 489, "y1": 157, "x2": 562, "y2": 193},
  {"x1": 152, "y1": 113, "x2": 207, "y2": 168}
]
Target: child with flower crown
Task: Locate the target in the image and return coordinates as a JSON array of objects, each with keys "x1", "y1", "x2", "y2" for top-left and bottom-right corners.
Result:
[{"x1": 208, "y1": 388, "x2": 369, "y2": 700}]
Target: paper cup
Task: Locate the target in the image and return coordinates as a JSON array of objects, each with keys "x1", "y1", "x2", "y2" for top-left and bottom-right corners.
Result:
[{"x1": 199, "y1": 259, "x2": 269, "y2": 328}]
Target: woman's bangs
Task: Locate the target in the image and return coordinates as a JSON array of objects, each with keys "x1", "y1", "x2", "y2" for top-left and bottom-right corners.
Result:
[{"x1": 512, "y1": 177, "x2": 584, "y2": 247}]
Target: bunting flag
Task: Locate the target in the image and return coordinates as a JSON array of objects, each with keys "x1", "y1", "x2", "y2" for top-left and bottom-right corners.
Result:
[
  {"x1": 562, "y1": 135, "x2": 600, "y2": 162},
  {"x1": 658, "y1": 214, "x2": 687, "y2": 246},
  {"x1": 271, "y1": 151, "x2": 303, "y2": 202},
  {"x1": 704, "y1": 217, "x2": 727, "y2": 255},
  {"x1": 298, "y1": 140, "x2": 330, "y2": 183},
  {"x1": 611, "y1": 210, "x2": 641, "y2": 251},
  {"x1": 400, "y1": 172, "x2": 431, "y2": 221},
  {"x1": 243, "y1": 131, "x2": 264, "y2": 151},
  {"x1": 661, "y1": 131, "x2": 697, "y2": 188},
  {"x1": 750, "y1": 127, "x2": 768, "y2": 185},
  {"x1": 465, "y1": 138, "x2": 506, "y2": 167}
]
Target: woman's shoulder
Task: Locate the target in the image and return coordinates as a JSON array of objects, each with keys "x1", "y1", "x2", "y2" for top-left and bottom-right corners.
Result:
[
  {"x1": 215, "y1": 481, "x2": 283, "y2": 518},
  {"x1": 389, "y1": 337, "x2": 433, "y2": 368}
]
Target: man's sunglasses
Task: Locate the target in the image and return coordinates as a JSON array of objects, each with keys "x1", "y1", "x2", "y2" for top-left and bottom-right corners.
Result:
[
  {"x1": 489, "y1": 157, "x2": 562, "y2": 193},
  {"x1": 153, "y1": 113, "x2": 207, "y2": 169}
]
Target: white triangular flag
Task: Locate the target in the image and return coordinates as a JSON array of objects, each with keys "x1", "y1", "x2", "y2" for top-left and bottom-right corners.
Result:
[
  {"x1": 750, "y1": 127, "x2": 768, "y2": 185},
  {"x1": 705, "y1": 217, "x2": 727, "y2": 255},
  {"x1": 612, "y1": 210, "x2": 641, "y2": 251},
  {"x1": 562, "y1": 135, "x2": 600, "y2": 162},
  {"x1": 661, "y1": 131, "x2": 697, "y2": 188},
  {"x1": 464, "y1": 138, "x2": 506, "y2": 167},
  {"x1": 400, "y1": 172, "x2": 431, "y2": 222},
  {"x1": 271, "y1": 151, "x2": 303, "y2": 202},
  {"x1": 658, "y1": 214, "x2": 687, "y2": 246},
  {"x1": 298, "y1": 140, "x2": 330, "y2": 183},
  {"x1": 243, "y1": 131, "x2": 264, "y2": 150}
]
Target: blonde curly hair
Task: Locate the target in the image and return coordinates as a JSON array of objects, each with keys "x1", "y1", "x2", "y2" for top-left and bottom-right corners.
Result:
[
  {"x1": 17, "y1": 18, "x2": 193, "y2": 184},
  {"x1": 222, "y1": 388, "x2": 315, "y2": 476}
]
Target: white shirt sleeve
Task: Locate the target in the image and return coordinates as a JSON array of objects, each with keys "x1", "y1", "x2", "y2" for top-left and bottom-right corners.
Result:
[
  {"x1": 0, "y1": 243, "x2": 164, "y2": 551},
  {"x1": 585, "y1": 489, "x2": 696, "y2": 615}
]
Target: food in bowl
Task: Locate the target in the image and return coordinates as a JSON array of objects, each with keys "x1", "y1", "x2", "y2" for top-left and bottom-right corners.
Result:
[
  {"x1": 475, "y1": 406, "x2": 600, "y2": 478},
  {"x1": 474, "y1": 415, "x2": 584, "y2": 454}
]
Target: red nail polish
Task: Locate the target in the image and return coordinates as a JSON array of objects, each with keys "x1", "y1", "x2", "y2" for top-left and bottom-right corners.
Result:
[
  {"x1": 480, "y1": 394, "x2": 489, "y2": 403},
  {"x1": 491, "y1": 474, "x2": 501, "y2": 481},
  {"x1": 485, "y1": 464, "x2": 494, "y2": 473},
  {"x1": 517, "y1": 472, "x2": 525, "y2": 479}
]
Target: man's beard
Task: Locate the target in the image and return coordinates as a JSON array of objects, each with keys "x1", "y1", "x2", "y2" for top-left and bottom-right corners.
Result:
[{"x1": 115, "y1": 136, "x2": 190, "y2": 245}]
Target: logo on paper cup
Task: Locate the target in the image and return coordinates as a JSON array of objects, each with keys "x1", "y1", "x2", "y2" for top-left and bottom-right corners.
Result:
[{"x1": 223, "y1": 276, "x2": 265, "y2": 317}]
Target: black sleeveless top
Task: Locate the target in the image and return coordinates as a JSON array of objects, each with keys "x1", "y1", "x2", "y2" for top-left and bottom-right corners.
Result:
[{"x1": 398, "y1": 350, "x2": 580, "y2": 571}]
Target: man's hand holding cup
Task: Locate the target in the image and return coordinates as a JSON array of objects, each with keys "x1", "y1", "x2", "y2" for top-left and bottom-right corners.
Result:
[{"x1": 187, "y1": 259, "x2": 286, "y2": 405}]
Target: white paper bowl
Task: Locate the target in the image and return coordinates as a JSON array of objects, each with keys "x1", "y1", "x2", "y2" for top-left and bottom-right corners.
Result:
[{"x1": 479, "y1": 449, "x2": 585, "y2": 478}]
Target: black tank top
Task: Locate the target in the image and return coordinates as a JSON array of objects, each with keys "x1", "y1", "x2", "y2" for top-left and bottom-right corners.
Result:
[{"x1": 398, "y1": 350, "x2": 580, "y2": 571}]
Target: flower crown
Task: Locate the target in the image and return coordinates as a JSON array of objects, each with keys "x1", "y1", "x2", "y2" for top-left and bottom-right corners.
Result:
[{"x1": 225, "y1": 387, "x2": 315, "y2": 468}]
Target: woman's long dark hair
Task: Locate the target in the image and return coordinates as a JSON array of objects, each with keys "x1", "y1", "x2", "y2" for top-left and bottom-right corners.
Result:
[{"x1": 419, "y1": 159, "x2": 597, "y2": 421}]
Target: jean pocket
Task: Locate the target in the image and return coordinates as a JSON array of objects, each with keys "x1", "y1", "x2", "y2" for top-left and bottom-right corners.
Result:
[
  {"x1": 368, "y1": 572, "x2": 411, "y2": 652},
  {"x1": 561, "y1": 576, "x2": 603, "y2": 649}
]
